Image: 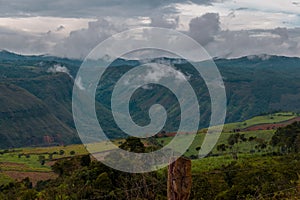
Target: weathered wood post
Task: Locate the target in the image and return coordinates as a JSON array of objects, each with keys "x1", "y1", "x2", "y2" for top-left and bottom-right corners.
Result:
[{"x1": 167, "y1": 156, "x2": 192, "y2": 200}]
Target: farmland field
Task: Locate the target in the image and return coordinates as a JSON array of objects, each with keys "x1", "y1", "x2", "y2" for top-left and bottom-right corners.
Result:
[{"x1": 0, "y1": 140, "x2": 120, "y2": 185}]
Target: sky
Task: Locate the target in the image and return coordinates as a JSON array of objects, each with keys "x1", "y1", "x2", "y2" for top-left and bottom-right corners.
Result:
[{"x1": 0, "y1": 0, "x2": 300, "y2": 59}]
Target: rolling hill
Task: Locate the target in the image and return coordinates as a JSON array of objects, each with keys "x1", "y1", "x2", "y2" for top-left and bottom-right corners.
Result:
[{"x1": 0, "y1": 83, "x2": 76, "y2": 148}]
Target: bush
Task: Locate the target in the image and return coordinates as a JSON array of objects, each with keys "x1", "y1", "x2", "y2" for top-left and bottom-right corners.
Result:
[
  {"x1": 80, "y1": 155, "x2": 91, "y2": 167},
  {"x1": 38, "y1": 155, "x2": 46, "y2": 165},
  {"x1": 59, "y1": 150, "x2": 65, "y2": 155},
  {"x1": 48, "y1": 154, "x2": 53, "y2": 160}
]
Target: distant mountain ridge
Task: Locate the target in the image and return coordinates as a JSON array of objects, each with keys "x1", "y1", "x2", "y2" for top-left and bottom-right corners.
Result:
[{"x1": 0, "y1": 51, "x2": 300, "y2": 148}]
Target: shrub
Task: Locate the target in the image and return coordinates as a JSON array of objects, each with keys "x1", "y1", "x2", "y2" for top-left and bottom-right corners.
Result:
[
  {"x1": 59, "y1": 150, "x2": 65, "y2": 155},
  {"x1": 38, "y1": 155, "x2": 46, "y2": 165}
]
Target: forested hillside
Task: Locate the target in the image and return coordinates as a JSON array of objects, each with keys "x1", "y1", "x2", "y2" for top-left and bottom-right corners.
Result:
[{"x1": 1, "y1": 51, "x2": 300, "y2": 147}]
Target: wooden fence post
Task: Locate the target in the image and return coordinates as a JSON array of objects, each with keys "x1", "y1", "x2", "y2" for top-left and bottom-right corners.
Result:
[{"x1": 167, "y1": 156, "x2": 192, "y2": 200}]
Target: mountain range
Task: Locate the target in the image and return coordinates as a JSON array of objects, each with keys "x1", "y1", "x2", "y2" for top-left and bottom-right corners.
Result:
[{"x1": 0, "y1": 50, "x2": 300, "y2": 148}]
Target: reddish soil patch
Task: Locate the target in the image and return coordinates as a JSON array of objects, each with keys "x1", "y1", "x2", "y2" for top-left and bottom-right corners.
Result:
[
  {"x1": 0, "y1": 162, "x2": 26, "y2": 168},
  {"x1": 4, "y1": 171, "x2": 58, "y2": 186},
  {"x1": 0, "y1": 162, "x2": 30, "y2": 171},
  {"x1": 242, "y1": 117, "x2": 300, "y2": 131},
  {"x1": 156, "y1": 132, "x2": 192, "y2": 138},
  {"x1": 45, "y1": 160, "x2": 56, "y2": 167}
]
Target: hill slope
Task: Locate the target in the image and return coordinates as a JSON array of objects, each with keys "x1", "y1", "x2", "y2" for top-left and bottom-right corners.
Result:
[
  {"x1": 1, "y1": 51, "x2": 300, "y2": 148},
  {"x1": 0, "y1": 84, "x2": 76, "y2": 148}
]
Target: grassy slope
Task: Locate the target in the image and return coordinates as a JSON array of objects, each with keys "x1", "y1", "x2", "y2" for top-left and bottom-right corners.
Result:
[
  {"x1": 0, "y1": 154, "x2": 50, "y2": 172},
  {"x1": 157, "y1": 130, "x2": 274, "y2": 157},
  {"x1": 0, "y1": 173, "x2": 13, "y2": 185},
  {"x1": 157, "y1": 112, "x2": 297, "y2": 158},
  {"x1": 0, "y1": 140, "x2": 122, "y2": 184},
  {"x1": 219, "y1": 112, "x2": 296, "y2": 132},
  {"x1": 0, "y1": 83, "x2": 77, "y2": 148},
  {"x1": 0, "y1": 140, "x2": 121, "y2": 175}
]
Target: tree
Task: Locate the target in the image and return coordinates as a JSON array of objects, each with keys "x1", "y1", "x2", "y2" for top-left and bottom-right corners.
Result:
[
  {"x1": 227, "y1": 133, "x2": 246, "y2": 159},
  {"x1": 94, "y1": 172, "x2": 112, "y2": 191},
  {"x1": 228, "y1": 134, "x2": 239, "y2": 146},
  {"x1": 20, "y1": 189, "x2": 37, "y2": 200},
  {"x1": 80, "y1": 155, "x2": 91, "y2": 167},
  {"x1": 59, "y1": 150, "x2": 65, "y2": 155},
  {"x1": 22, "y1": 177, "x2": 33, "y2": 189},
  {"x1": 271, "y1": 122, "x2": 300, "y2": 153},
  {"x1": 195, "y1": 146, "x2": 201, "y2": 151},
  {"x1": 240, "y1": 134, "x2": 247, "y2": 142},
  {"x1": 248, "y1": 136, "x2": 257, "y2": 141},
  {"x1": 119, "y1": 137, "x2": 145, "y2": 153},
  {"x1": 38, "y1": 155, "x2": 46, "y2": 165},
  {"x1": 217, "y1": 144, "x2": 227, "y2": 152},
  {"x1": 191, "y1": 175, "x2": 214, "y2": 199}
]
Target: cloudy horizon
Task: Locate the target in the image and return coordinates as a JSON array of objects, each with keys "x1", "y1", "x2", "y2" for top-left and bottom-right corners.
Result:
[{"x1": 0, "y1": 0, "x2": 300, "y2": 59}]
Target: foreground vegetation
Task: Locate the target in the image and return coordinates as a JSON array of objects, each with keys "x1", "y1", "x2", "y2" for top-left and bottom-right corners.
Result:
[
  {"x1": 0, "y1": 113, "x2": 299, "y2": 199},
  {"x1": 1, "y1": 147, "x2": 300, "y2": 199}
]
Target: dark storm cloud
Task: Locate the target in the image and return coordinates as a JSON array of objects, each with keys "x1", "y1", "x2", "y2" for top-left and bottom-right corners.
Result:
[
  {"x1": 188, "y1": 13, "x2": 221, "y2": 46},
  {"x1": 0, "y1": 0, "x2": 215, "y2": 18},
  {"x1": 0, "y1": 0, "x2": 299, "y2": 60},
  {"x1": 49, "y1": 12, "x2": 300, "y2": 59}
]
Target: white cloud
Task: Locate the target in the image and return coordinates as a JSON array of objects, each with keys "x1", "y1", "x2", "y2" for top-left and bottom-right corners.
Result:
[
  {"x1": 140, "y1": 63, "x2": 188, "y2": 83},
  {"x1": 247, "y1": 54, "x2": 271, "y2": 61},
  {"x1": 0, "y1": 17, "x2": 93, "y2": 36},
  {"x1": 174, "y1": 1, "x2": 300, "y2": 30},
  {"x1": 51, "y1": 18, "x2": 127, "y2": 59},
  {"x1": 47, "y1": 64, "x2": 71, "y2": 77},
  {"x1": 0, "y1": 26, "x2": 55, "y2": 55},
  {"x1": 150, "y1": 15, "x2": 179, "y2": 29},
  {"x1": 220, "y1": 0, "x2": 300, "y2": 15},
  {"x1": 221, "y1": 9, "x2": 299, "y2": 30},
  {"x1": 75, "y1": 76, "x2": 85, "y2": 90},
  {"x1": 204, "y1": 28, "x2": 300, "y2": 58}
]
